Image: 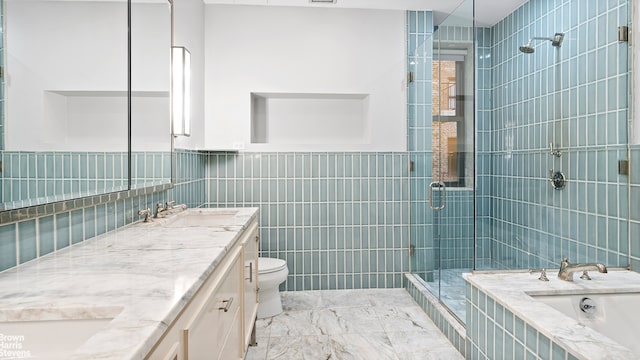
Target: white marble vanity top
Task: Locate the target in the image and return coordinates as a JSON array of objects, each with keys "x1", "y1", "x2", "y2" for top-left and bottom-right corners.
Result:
[
  {"x1": 0, "y1": 207, "x2": 259, "y2": 360},
  {"x1": 464, "y1": 270, "x2": 640, "y2": 359}
]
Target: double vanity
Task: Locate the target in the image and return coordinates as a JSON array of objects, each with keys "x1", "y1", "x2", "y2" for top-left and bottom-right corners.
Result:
[{"x1": 0, "y1": 207, "x2": 260, "y2": 360}]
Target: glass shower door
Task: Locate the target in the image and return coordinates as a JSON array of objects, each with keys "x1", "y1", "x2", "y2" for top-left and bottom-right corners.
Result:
[{"x1": 429, "y1": 0, "x2": 475, "y2": 322}]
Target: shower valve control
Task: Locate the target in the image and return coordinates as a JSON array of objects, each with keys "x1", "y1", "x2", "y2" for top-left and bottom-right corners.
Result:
[{"x1": 549, "y1": 170, "x2": 566, "y2": 190}]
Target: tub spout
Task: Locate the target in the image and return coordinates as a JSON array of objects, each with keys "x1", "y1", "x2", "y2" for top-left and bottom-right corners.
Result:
[{"x1": 557, "y1": 258, "x2": 607, "y2": 281}]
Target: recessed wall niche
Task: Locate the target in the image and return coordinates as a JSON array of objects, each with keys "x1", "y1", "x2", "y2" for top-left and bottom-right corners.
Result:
[{"x1": 250, "y1": 92, "x2": 370, "y2": 146}]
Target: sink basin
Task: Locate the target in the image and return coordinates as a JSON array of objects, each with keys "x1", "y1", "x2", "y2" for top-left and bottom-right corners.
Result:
[
  {"x1": 0, "y1": 306, "x2": 121, "y2": 359},
  {"x1": 0, "y1": 318, "x2": 115, "y2": 359},
  {"x1": 164, "y1": 210, "x2": 239, "y2": 227}
]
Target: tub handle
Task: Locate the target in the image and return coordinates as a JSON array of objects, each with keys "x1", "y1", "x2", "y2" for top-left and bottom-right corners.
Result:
[{"x1": 529, "y1": 268, "x2": 549, "y2": 281}]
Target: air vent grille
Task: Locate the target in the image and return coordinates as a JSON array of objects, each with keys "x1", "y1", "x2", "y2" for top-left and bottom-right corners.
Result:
[{"x1": 310, "y1": 0, "x2": 336, "y2": 3}]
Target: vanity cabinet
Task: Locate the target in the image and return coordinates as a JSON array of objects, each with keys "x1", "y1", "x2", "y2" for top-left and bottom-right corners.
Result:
[
  {"x1": 145, "y1": 218, "x2": 259, "y2": 360},
  {"x1": 242, "y1": 222, "x2": 259, "y2": 348},
  {"x1": 183, "y1": 247, "x2": 242, "y2": 360}
]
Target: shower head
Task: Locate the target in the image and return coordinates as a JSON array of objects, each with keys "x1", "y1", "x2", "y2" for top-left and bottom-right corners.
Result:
[
  {"x1": 519, "y1": 33, "x2": 564, "y2": 54},
  {"x1": 519, "y1": 44, "x2": 535, "y2": 53}
]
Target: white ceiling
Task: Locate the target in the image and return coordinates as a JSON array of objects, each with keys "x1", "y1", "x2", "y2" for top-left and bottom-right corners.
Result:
[
  {"x1": 475, "y1": 0, "x2": 528, "y2": 27},
  {"x1": 32, "y1": 0, "x2": 529, "y2": 26},
  {"x1": 204, "y1": 0, "x2": 529, "y2": 27}
]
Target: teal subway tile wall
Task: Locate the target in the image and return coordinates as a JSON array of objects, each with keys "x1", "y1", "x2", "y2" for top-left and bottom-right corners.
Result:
[
  {"x1": 0, "y1": 150, "x2": 205, "y2": 272},
  {"x1": 407, "y1": 10, "x2": 435, "y2": 282},
  {"x1": 0, "y1": 151, "x2": 172, "y2": 209},
  {"x1": 476, "y1": 26, "x2": 494, "y2": 268},
  {"x1": 467, "y1": 0, "x2": 636, "y2": 357},
  {"x1": 0, "y1": 151, "x2": 129, "y2": 208},
  {"x1": 631, "y1": 144, "x2": 640, "y2": 269},
  {"x1": 431, "y1": 23, "x2": 476, "y2": 271},
  {"x1": 481, "y1": 0, "x2": 631, "y2": 270},
  {"x1": 131, "y1": 151, "x2": 173, "y2": 189},
  {"x1": 206, "y1": 152, "x2": 411, "y2": 291},
  {"x1": 408, "y1": 12, "x2": 478, "y2": 281},
  {"x1": 466, "y1": 281, "x2": 578, "y2": 359}
]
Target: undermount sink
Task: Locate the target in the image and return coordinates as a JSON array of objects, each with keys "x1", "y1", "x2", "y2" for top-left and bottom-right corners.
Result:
[
  {"x1": 164, "y1": 210, "x2": 240, "y2": 227},
  {"x1": 0, "y1": 307, "x2": 121, "y2": 359}
]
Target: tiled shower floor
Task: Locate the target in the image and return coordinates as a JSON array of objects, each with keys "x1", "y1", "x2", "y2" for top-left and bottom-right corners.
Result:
[
  {"x1": 420, "y1": 268, "x2": 469, "y2": 322},
  {"x1": 245, "y1": 289, "x2": 463, "y2": 360}
]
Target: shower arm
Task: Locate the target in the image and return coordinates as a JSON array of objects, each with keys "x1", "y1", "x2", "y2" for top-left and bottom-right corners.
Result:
[
  {"x1": 529, "y1": 36, "x2": 554, "y2": 43},
  {"x1": 522, "y1": 33, "x2": 565, "y2": 49}
]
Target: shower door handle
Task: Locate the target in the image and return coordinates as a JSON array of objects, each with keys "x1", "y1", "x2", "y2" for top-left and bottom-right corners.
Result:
[{"x1": 429, "y1": 181, "x2": 446, "y2": 210}]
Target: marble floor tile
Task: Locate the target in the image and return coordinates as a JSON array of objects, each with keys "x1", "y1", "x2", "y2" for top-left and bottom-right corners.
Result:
[
  {"x1": 319, "y1": 289, "x2": 378, "y2": 308},
  {"x1": 268, "y1": 309, "x2": 328, "y2": 337},
  {"x1": 281, "y1": 290, "x2": 323, "y2": 311},
  {"x1": 266, "y1": 335, "x2": 332, "y2": 359},
  {"x1": 328, "y1": 332, "x2": 398, "y2": 360},
  {"x1": 386, "y1": 329, "x2": 462, "y2": 358},
  {"x1": 374, "y1": 306, "x2": 441, "y2": 333},
  {"x1": 245, "y1": 289, "x2": 462, "y2": 360}
]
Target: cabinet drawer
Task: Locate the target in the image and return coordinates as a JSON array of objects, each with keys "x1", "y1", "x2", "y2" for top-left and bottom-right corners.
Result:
[{"x1": 183, "y1": 248, "x2": 242, "y2": 360}]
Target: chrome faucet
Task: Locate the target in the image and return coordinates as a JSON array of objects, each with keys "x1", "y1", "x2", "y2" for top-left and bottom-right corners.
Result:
[
  {"x1": 549, "y1": 142, "x2": 562, "y2": 157},
  {"x1": 138, "y1": 208, "x2": 152, "y2": 222},
  {"x1": 557, "y1": 258, "x2": 607, "y2": 281},
  {"x1": 154, "y1": 202, "x2": 167, "y2": 218},
  {"x1": 154, "y1": 201, "x2": 183, "y2": 218}
]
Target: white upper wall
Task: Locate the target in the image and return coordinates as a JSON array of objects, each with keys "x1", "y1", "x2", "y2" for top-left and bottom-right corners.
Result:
[{"x1": 203, "y1": 4, "x2": 407, "y2": 151}]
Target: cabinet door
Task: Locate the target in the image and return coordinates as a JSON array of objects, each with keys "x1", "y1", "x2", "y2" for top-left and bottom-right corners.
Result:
[
  {"x1": 242, "y1": 223, "x2": 259, "y2": 348},
  {"x1": 147, "y1": 341, "x2": 182, "y2": 360},
  {"x1": 183, "y1": 249, "x2": 242, "y2": 360}
]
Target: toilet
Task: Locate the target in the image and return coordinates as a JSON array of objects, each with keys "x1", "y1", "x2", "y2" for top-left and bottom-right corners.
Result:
[{"x1": 257, "y1": 257, "x2": 288, "y2": 318}]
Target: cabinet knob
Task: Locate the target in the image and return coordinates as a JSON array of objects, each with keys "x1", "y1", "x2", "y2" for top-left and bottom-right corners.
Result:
[{"x1": 219, "y1": 297, "x2": 233, "y2": 312}]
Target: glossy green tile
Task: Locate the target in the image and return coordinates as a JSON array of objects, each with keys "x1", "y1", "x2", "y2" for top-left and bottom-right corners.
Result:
[
  {"x1": 56, "y1": 212, "x2": 70, "y2": 250},
  {"x1": 18, "y1": 220, "x2": 37, "y2": 264},
  {"x1": 70, "y1": 209, "x2": 84, "y2": 244},
  {"x1": 0, "y1": 224, "x2": 17, "y2": 271},
  {"x1": 38, "y1": 215, "x2": 55, "y2": 256}
]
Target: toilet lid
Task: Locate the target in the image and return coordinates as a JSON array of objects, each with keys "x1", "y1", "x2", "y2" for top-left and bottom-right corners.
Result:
[{"x1": 258, "y1": 257, "x2": 287, "y2": 274}]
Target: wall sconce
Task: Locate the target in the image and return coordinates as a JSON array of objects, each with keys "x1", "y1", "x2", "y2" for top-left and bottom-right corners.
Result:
[{"x1": 172, "y1": 46, "x2": 191, "y2": 137}]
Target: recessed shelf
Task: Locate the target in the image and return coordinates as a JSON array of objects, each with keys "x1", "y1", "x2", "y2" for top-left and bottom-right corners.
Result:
[{"x1": 250, "y1": 92, "x2": 370, "y2": 146}]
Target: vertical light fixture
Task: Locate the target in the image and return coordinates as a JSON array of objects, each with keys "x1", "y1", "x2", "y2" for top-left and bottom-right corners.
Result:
[{"x1": 172, "y1": 46, "x2": 191, "y2": 137}]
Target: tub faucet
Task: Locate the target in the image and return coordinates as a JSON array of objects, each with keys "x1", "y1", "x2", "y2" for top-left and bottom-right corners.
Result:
[
  {"x1": 557, "y1": 258, "x2": 607, "y2": 281},
  {"x1": 154, "y1": 203, "x2": 167, "y2": 218}
]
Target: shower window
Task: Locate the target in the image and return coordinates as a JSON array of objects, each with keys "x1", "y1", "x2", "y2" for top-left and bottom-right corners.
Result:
[{"x1": 433, "y1": 57, "x2": 466, "y2": 187}]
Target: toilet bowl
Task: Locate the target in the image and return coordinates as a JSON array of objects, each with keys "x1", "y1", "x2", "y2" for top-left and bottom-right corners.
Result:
[{"x1": 257, "y1": 257, "x2": 288, "y2": 318}]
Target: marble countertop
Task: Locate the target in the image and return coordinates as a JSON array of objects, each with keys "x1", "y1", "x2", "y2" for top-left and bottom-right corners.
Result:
[
  {"x1": 0, "y1": 207, "x2": 259, "y2": 360},
  {"x1": 464, "y1": 270, "x2": 640, "y2": 360}
]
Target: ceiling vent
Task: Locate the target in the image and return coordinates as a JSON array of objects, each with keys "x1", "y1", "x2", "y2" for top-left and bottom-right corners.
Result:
[{"x1": 310, "y1": 0, "x2": 337, "y2": 3}]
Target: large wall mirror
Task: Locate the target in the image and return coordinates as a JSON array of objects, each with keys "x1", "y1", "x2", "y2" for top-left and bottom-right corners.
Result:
[{"x1": 0, "y1": 0, "x2": 172, "y2": 211}]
